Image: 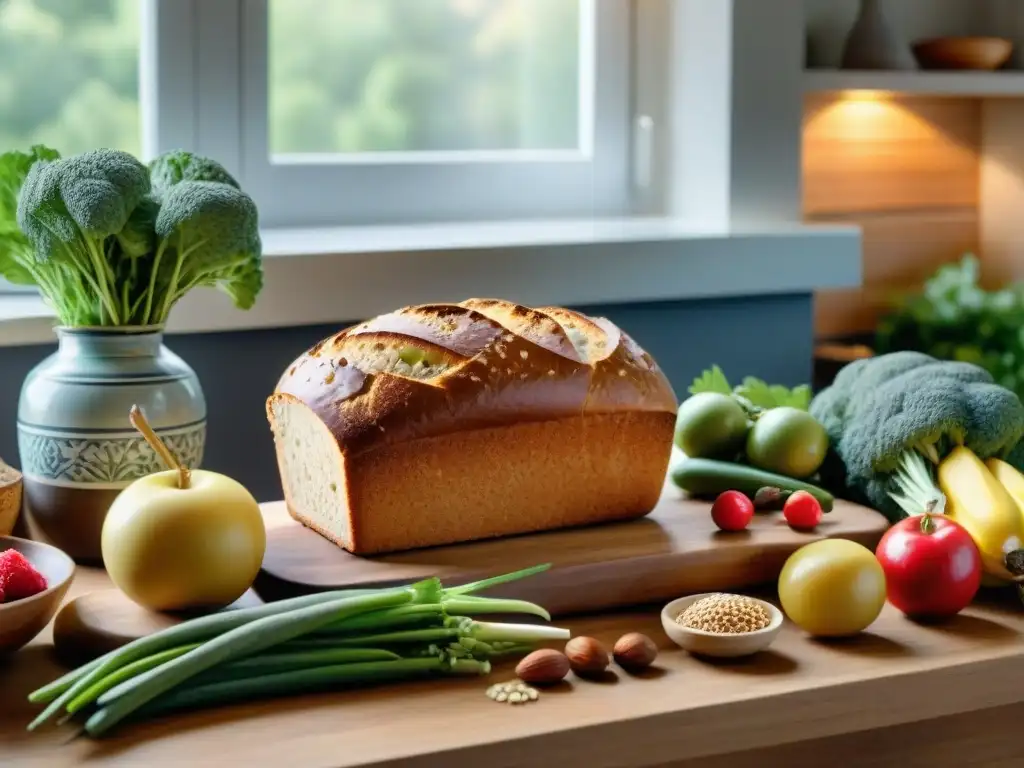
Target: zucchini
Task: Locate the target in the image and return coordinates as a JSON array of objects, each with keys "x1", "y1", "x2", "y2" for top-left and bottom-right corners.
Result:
[{"x1": 670, "y1": 458, "x2": 834, "y2": 513}]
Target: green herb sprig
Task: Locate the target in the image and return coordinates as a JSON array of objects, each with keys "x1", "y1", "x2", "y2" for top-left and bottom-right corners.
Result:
[
  {"x1": 688, "y1": 364, "x2": 812, "y2": 412},
  {"x1": 876, "y1": 253, "x2": 1024, "y2": 401}
]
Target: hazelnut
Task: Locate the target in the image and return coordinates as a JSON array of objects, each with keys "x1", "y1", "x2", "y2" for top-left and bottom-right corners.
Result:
[
  {"x1": 515, "y1": 649, "x2": 570, "y2": 685},
  {"x1": 612, "y1": 633, "x2": 658, "y2": 671},
  {"x1": 564, "y1": 636, "x2": 610, "y2": 677}
]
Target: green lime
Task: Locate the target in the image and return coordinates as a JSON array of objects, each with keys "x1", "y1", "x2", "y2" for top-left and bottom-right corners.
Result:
[
  {"x1": 746, "y1": 407, "x2": 829, "y2": 479},
  {"x1": 674, "y1": 392, "x2": 749, "y2": 459}
]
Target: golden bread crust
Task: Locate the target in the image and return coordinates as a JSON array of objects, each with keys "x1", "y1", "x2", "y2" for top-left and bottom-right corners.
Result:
[{"x1": 271, "y1": 299, "x2": 678, "y2": 458}]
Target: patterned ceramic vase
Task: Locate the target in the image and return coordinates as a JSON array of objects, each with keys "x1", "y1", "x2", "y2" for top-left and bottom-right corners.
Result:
[{"x1": 17, "y1": 326, "x2": 206, "y2": 563}]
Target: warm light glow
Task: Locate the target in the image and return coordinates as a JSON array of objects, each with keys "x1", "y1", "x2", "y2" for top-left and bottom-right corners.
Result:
[
  {"x1": 813, "y1": 97, "x2": 896, "y2": 140},
  {"x1": 804, "y1": 90, "x2": 953, "y2": 143},
  {"x1": 838, "y1": 89, "x2": 896, "y2": 102}
]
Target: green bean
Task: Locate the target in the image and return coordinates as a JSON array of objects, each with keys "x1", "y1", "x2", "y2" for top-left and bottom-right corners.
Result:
[
  {"x1": 89, "y1": 585, "x2": 427, "y2": 736},
  {"x1": 27, "y1": 587, "x2": 391, "y2": 728},
  {"x1": 90, "y1": 658, "x2": 491, "y2": 731}
]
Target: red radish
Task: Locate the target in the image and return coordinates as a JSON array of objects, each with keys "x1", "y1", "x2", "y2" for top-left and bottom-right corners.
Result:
[
  {"x1": 875, "y1": 510, "x2": 981, "y2": 620},
  {"x1": 783, "y1": 491, "x2": 823, "y2": 530},
  {"x1": 711, "y1": 491, "x2": 754, "y2": 532}
]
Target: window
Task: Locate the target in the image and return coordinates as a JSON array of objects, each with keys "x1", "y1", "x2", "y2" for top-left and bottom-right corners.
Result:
[
  {"x1": 0, "y1": 0, "x2": 142, "y2": 155},
  {"x1": 0, "y1": 0, "x2": 142, "y2": 292},
  {"x1": 1, "y1": 0, "x2": 632, "y2": 232},
  {"x1": 268, "y1": 0, "x2": 585, "y2": 157},
  {"x1": 237, "y1": 0, "x2": 631, "y2": 227}
]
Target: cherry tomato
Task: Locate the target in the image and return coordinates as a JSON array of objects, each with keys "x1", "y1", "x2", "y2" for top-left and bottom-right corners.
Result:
[
  {"x1": 711, "y1": 491, "x2": 754, "y2": 532},
  {"x1": 875, "y1": 512, "x2": 981, "y2": 620},
  {"x1": 783, "y1": 491, "x2": 823, "y2": 530}
]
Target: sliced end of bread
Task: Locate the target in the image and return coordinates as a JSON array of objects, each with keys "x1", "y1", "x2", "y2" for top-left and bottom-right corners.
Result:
[{"x1": 268, "y1": 396, "x2": 353, "y2": 550}]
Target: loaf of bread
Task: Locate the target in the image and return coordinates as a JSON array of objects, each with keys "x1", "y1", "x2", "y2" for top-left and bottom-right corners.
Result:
[{"x1": 266, "y1": 299, "x2": 678, "y2": 554}]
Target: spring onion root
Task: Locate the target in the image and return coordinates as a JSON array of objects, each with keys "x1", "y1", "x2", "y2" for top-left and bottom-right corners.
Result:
[{"x1": 28, "y1": 565, "x2": 563, "y2": 739}]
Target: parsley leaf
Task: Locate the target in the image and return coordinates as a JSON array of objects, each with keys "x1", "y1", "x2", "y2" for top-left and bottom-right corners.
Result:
[
  {"x1": 688, "y1": 365, "x2": 732, "y2": 396},
  {"x1": 688, "y1": 366, "x2": 812, "y2": 411}
]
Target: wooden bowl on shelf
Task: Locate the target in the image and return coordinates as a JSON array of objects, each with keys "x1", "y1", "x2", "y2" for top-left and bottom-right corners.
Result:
[
  {"x1": 0, "y1": 459, "x2": 22, "y2": 536},
  {"x1": 912, "y1": 37, "x2": 1013, "y2": 71}
]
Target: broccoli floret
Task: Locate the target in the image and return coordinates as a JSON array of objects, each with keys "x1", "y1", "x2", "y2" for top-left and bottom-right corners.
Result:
[
  {"x1": 149, "y1": 150, "x2": 240, "y2": 199},
  {"x1": 3, "y1": 145, "x2": 263, "y2": 327},
  {"x1": 148, "y1": 179, "x2": 262, "y2": 322},
  {"x1": 810, "y1": 351, "x2": 1024, "y2": 522},
  {"x1": 17, "y1": 149, "x2": 151, "y2": 325}
]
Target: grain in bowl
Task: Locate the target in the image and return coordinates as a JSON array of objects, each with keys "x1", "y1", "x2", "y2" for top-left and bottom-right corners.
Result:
[{"x1": 660, "y1": 593, "x2": 783, "y2": 658}]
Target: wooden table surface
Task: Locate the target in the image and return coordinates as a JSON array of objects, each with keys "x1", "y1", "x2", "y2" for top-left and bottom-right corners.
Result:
[{"x1": 4, "y1": 568, "x2": 1024, "y2": 768}]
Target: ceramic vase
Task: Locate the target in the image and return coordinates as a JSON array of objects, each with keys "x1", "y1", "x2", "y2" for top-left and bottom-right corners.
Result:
[
  {"x1": 17, "y1": 326, "x2": 206, "y2": 563},
  {"x1": 841, "y1": 0, "x2": 916, "y2": 70}
]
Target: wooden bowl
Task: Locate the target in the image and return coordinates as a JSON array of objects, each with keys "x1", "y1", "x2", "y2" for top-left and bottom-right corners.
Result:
[
  {"x1": 661, "y1": 593, "x2": 783, "y2": 658},
  {"x1": 912, "y1": 37, "x2": 1013, "y2": 71},
  {"x1": 0, "y1": 536, "x2": 75, "y2": 655},
  {"x1": 0, "y1": 460, "x2": 22, "y2": 536}
]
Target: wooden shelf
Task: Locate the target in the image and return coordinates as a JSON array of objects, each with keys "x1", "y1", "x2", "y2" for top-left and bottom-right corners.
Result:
[{"x1": 805, "y1": 69, "x2": 1024, "y2": 97}]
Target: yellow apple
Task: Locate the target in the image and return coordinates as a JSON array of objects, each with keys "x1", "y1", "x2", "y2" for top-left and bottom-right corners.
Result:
[{"x1": 101, "y1": 469, "x2": 266, "y2": 612}]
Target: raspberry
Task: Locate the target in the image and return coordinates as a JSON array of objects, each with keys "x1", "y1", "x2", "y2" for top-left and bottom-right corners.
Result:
[
  {"x1": 0, "y1": 549, "x2": 48, "y2": 601},
  {"x1": 0, "y1": 576, "x2": 5, "y2": 603}
]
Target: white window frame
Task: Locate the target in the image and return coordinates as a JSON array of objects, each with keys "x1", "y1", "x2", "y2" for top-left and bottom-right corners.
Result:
[{"x1": 148, "y1": 0, "x2": 634, "y2": 229}]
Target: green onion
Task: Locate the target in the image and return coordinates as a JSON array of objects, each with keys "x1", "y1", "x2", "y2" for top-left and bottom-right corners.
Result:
[
  {"x1": 445, "y1": 564, "x2": 550, "y2": 596},
  {"x1": 312, "y1": 603, "x2": 445, "y2": 635},
  {"x1": 64, "y1": 644, "x2": 201, "y2": 715},
  {"x1": 298, "y1": 627, "x2": 461, "y2": 648},
  {"x1": 230, "y1": 647, "x2": 400, "y2": 670},
  {"x1": 28, "y1": 565, "x2": 561, "y2": 738},
  {"x1": 27, "y1": 587, "x2": 384, "y2": 714},
  {"x1": 95, "y1": 658, "x2": 490, "y2": 731},
  {"x1": 88, "y1": 583, "x2": 433, "y2": 736},
  {"x1": 441, "y1": 596, "x2": 551, "y2": 620},
  {"x1": 66, "y1": 646, "x2": 398, "y2": 715}
]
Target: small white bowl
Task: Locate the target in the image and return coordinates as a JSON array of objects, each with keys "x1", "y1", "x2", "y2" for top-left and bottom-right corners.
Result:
[{"x1": 661, "y1": 593, "x2": 783, "y2": 658}]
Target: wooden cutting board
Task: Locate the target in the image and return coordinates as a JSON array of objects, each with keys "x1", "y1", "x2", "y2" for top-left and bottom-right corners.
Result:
[
  {"x1": 259, "y1": 483, "x2": 889, "y2": 616},
  {"x1": 51, "y1": 485, "x2": 887, "y2": 660}
]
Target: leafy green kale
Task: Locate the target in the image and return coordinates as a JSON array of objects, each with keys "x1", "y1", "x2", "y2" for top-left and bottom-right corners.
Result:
[
  {"x1": 688, "y1": 365, "x2": 813, "y2": 411},
  {"x1": 0, "y1": 145, "x2": 61, "y2": 286},
  {"x1": 0, "y1": 146, "x2": 263, "y2": 327}
]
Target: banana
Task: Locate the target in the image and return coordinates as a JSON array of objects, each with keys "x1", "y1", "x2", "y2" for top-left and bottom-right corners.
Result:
[
  {"x1": 986, "y1": 458, "x2": 1024, "y2": 514},
  {"x1": 984, "y1": 457, "x2": 1024, "y2": 582},
  {"x1": 938, "y1": 447, "x2": 1024, "y2": 581}
]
